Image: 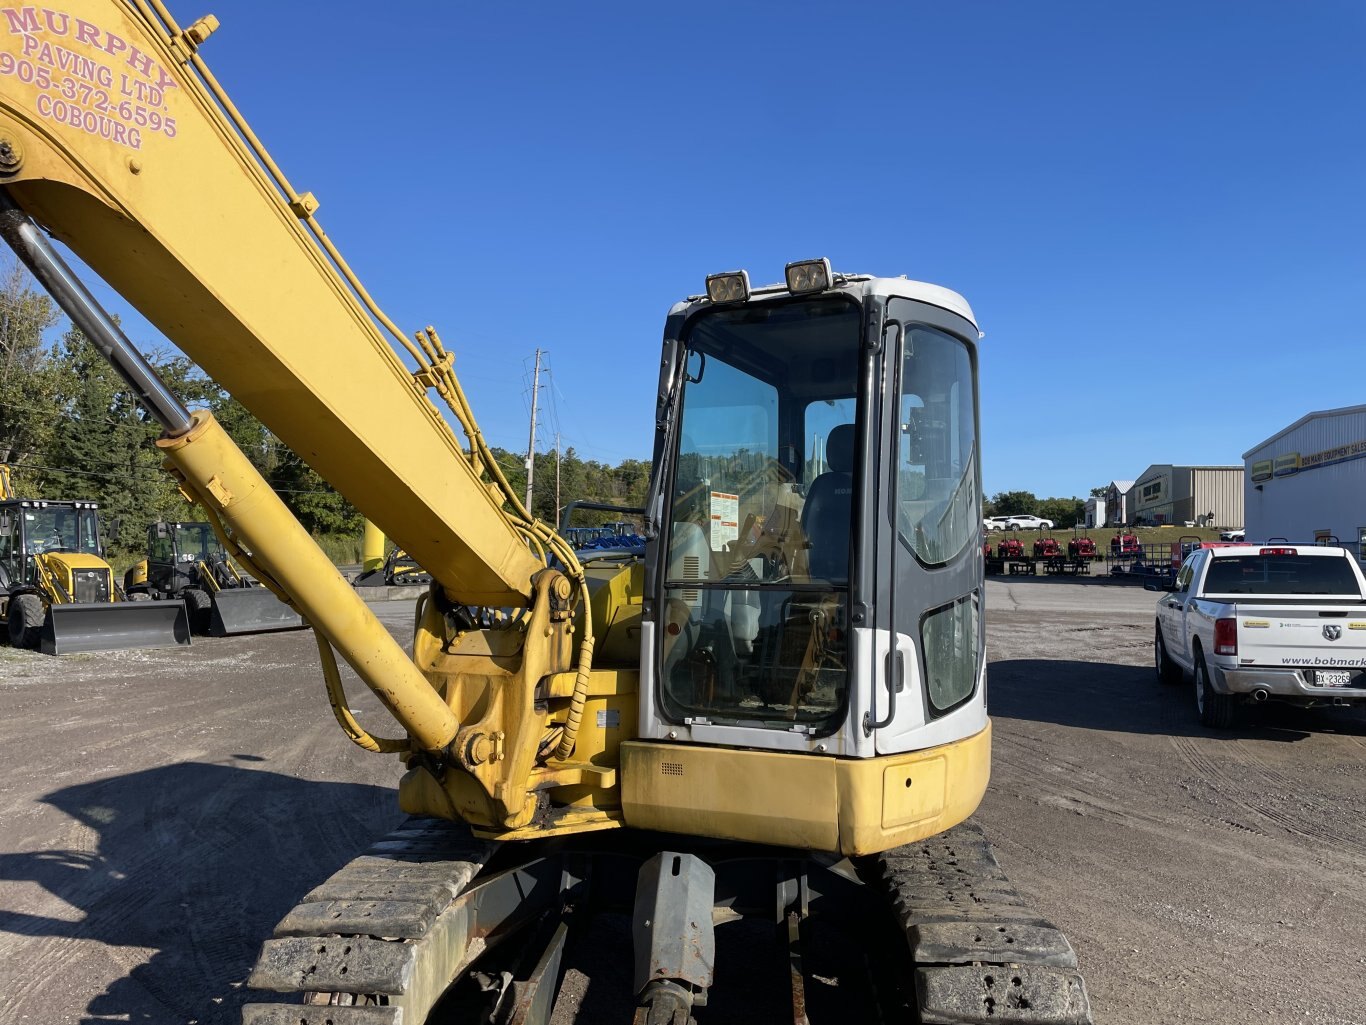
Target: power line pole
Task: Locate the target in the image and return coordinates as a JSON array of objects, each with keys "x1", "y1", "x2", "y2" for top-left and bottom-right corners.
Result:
[
  {"x1": 524, "y1": 347, "x2": 543, "y2": 512},
  {"x1": 555, "y1": 432, "x2": 561, "y2": 523}
]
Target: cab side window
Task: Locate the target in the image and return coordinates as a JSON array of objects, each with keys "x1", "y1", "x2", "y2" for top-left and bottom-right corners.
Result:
[
  {"x1": 149, "y1": 534, "x2": 175, "y2": 564},
  {"x1": 1175, "y1": 554, "x2": 1198, "y2": 593}
]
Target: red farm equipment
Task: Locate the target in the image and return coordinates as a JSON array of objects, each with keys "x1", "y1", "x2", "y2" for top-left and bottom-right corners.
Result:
[
  {"x1": 1110, "y1": 531, "x2": 1142, "y2": 557},
  {"x1": 1033, "y1": 535, "x2": 1062, "y2": 559},
  {"x1": 1069, "y1": 532, "x2": 1098, "y2": 560},
  {"x1": 997, "y1": 537, "x2": 1026, "y2": 559}
]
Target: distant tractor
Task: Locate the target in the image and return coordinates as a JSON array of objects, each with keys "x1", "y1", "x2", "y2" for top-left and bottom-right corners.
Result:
[
  {"x1": 1069, "y1": 532, "x2": 1098, "y2": 560},
  {"x1": 997, "y1": 537, "x2": 1026, "y2": 559},
  {"x1": 1033, "y1": 535, "x2": 1062, "y2": 559},
  {"x1": 1, "y1": 494, "x2": 190, "y2": 654},
  {"x1": 1111, "y1": 531, "x2": 1142, "y2": 557},
  {"x1": 125, "y1": 521, "x2": 306, "y2": 635}
]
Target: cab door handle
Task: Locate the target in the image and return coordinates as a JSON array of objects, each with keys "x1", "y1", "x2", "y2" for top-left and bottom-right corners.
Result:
[{"x1": 864, "y1": 648, "x2": 903, "y2": 735}]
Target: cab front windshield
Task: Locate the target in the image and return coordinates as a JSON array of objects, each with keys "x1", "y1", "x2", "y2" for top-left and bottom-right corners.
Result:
[
  {"x1": 660, "y1": 297, "x2": 860, "y2": 733},
  {"x1": 178, "y1": 524, "x2": 226, "y2": 562},
  {"x1": 151, "y1": 523, "x2": 226, "y2": 564},
  {"x1": 23, "y1": 506, "x2": 100, "y2": 555}
]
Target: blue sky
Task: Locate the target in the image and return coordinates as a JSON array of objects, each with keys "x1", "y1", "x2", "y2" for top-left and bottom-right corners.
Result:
[{"x1": 79, "y1": 1, "x2": 1366, "y2": 499}]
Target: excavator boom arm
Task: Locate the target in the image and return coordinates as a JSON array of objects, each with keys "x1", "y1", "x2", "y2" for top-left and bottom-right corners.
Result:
[{"x1": 0, "y1": 0, "x2": 540, "y2": 607}]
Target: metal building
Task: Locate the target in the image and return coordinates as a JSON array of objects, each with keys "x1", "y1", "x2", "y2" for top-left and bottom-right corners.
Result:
[
  {"x1": 1084, "y1": 497, "x2": 1106, "y2": 529},
  {"x1": 1130, "y1": 464, "x2": 1244, "y2": 528},
  {"x1": 1101, "y1": 480, "x2": 1134, "y2": 526},
  {"x1": 1243, "y1": 404, "x2": 1366, "y2": 555}
]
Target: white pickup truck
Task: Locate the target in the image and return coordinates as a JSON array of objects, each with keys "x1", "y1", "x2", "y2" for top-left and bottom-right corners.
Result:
[{"x1": 1150, "y1": 544, "x2": 1366, "y2": 728}]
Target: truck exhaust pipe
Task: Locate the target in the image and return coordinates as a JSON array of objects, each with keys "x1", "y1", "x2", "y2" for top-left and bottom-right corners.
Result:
[{"x1": 1251, "y1": 689, "x2": 1269, "y2": 703}]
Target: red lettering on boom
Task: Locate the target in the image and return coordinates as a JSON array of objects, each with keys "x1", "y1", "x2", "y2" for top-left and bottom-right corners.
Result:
[
  {"x1": 1, "y1": 7, "x2": 39, "y2": 34},
  {"x1": 124, "y1": 44, "x2": 152, "y2": 79},
  {"x1": 73, "y1": 17, "x2": 98, "y2": 47},
  {"x1": 0, "y1": 7, "x2": 177, "y2": 91}
]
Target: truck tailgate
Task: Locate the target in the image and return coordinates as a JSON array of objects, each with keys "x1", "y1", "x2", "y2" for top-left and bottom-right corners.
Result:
[{"x1": 1235, "y1": 605, "x2": 1366, "y2": 669}]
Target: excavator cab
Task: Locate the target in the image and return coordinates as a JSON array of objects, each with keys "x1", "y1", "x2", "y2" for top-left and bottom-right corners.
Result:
[{"x1": 627, "y1": 263, "x2": 990, "y2": 855}]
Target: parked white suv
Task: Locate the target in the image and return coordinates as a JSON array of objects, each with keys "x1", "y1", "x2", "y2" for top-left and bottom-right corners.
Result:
[
  {"x1": 1004, "y1": 514, "x2": 1054, "y2": 531},
  {"x1": 983, "y1": 516, "x2": 1012, "y2": 532}
]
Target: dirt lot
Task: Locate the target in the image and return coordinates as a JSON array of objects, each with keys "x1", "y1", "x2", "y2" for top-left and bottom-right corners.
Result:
[{"x1": 1, "y1": 582, "x2": 1364, "y2": 1024}]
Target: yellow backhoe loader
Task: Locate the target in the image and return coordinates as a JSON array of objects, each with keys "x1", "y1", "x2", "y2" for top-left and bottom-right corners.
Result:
[
  {"x1": 0, "y1": 3, "x2": 1090, "y2": 1022},
  {"x1": 125, "y1": 519, "x2": 306, "y2": 635},
  {"x1": 0, "y1": 475, "x2": 191, "y2": 654}
]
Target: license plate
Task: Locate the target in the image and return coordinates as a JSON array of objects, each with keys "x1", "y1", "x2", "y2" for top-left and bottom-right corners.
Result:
[{"x1": 1316, "y1": 670, "x2": 1353, "y2": 687}]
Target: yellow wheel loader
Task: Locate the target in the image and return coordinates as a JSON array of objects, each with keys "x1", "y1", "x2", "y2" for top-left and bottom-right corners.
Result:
[
  {"x1": 125, "y1": 520, "x2": 306, "y2": 635},
  {"x1": 0, "y1": 3, "x2": 1091, "y2": 1021},
  {"x1": 0, "y1": 495, "x2": 191, "y2": 654}
]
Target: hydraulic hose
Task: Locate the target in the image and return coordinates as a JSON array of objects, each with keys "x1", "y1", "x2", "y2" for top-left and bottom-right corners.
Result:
[
  {"x1": 554, "y1": 634, "x2": 595, "y2": 761},
  {"x1": 314, "y1": 632, "x2": 410, "y2": 755}
]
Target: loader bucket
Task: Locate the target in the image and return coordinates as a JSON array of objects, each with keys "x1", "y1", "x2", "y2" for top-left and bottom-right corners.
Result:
[
  {"x1": 208, "y1": 587, "x2": 306, "y2": 636},
  {"x1": 41, "y1": 601, "x2": 193, "y2": 655}
]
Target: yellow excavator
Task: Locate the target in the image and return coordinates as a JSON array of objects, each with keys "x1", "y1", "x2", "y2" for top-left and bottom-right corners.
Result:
[{"x1": 0, "y1": 3, "x2": 1090, "y2": 1023}]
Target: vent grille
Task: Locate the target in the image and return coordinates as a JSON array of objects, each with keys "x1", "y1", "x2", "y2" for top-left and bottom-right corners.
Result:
[
  {"x1": 660, "y1": 762, "x2": 684, "y2": 777},
  {"x1": 682, "y1": 555, "x2": 700, "y2": 605}
]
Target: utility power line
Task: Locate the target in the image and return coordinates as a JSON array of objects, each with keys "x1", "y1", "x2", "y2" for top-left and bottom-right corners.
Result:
[{"x1": 524, "y1": 347, "x2": 542, "y2": 510}]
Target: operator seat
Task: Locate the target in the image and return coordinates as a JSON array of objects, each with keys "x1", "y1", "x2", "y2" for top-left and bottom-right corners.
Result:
[{"x1": 801, "y1": 423, "x2": 854, "y2": 583}]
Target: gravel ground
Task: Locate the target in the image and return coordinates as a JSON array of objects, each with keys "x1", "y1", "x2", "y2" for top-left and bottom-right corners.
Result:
[
  {"x1": 1, "y1": 581, "x2": 1364, "y2": 1023},
  {"x1": 980, "y1": 575, "x2": 1366, "y2": 1025}
]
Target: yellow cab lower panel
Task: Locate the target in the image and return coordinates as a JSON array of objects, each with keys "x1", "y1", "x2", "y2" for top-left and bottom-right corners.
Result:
[{"x1": 620, "y1": 723, "x2": 991, "y2": 857}]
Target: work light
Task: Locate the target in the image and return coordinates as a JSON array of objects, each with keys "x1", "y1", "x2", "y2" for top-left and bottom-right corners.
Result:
[
  {"x1": 785, "y1": 258, "x2": 832, "y2": 294},
  {"x1": 705, "y1": 270, "x2": 750, "y2": 304}
]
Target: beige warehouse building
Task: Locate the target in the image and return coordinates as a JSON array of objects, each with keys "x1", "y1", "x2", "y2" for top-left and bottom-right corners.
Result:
[{"x1": 1130, "y1": 464, "x2": 1244, "y2": 528}]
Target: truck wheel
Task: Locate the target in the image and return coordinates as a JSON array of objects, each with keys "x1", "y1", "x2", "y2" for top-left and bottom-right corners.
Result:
[
  {"x1": 7, "y1": 593, "x2": 44, "y2": 649},
  {"x1": 1155, "y1": 626, "x2": 1182, "y2": 685},
  {"x1": 183, "y1": 588, "x2": 212, "y2": 635},
  {"x1": 1194, "y1": 655, "x2": 1235, "y2": 729}
]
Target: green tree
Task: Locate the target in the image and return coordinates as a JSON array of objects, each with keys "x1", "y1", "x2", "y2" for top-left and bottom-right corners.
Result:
[
  {"x1": 1038, "y1": 497, "x2": 1085, "y2": 529},
  {"x1": 0, "y1": 259, "x2": 62, "y2": 487},
  {"x1": 491, "y1": 446, "x2": 653, "y2": 529},
  {"x1": 268, "y1": 448, "x2": 362, "y2": 537},
  {"x1": 41, "y1": 326, "x2": 190, "y2": 559},
  {"x1": 988, "y1": 490, "x2": 1038, "y2": 517},
  {"x1": 194, "y1": 378, "x2": 355, "y2": 539}
]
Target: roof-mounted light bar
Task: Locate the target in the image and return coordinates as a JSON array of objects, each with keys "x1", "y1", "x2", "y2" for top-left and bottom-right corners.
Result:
[
  {"x1": 785, "y1": 257, "x2": 832, "y2": 295},
  {"x1": 705, "y1": 270, "x2": 751, "y2": 304}
]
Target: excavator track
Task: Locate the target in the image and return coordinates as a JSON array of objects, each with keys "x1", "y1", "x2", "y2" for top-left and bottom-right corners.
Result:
[
  {"x1": 875, "y1": 822, "x2": 1092, "y2": 1024},
  {"x1": 241, "y1": 818, "x2": 1092, "y2": 1025},
  {"x1": 242, "y1": 818, "x2": 495, "y2": 1025}
]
